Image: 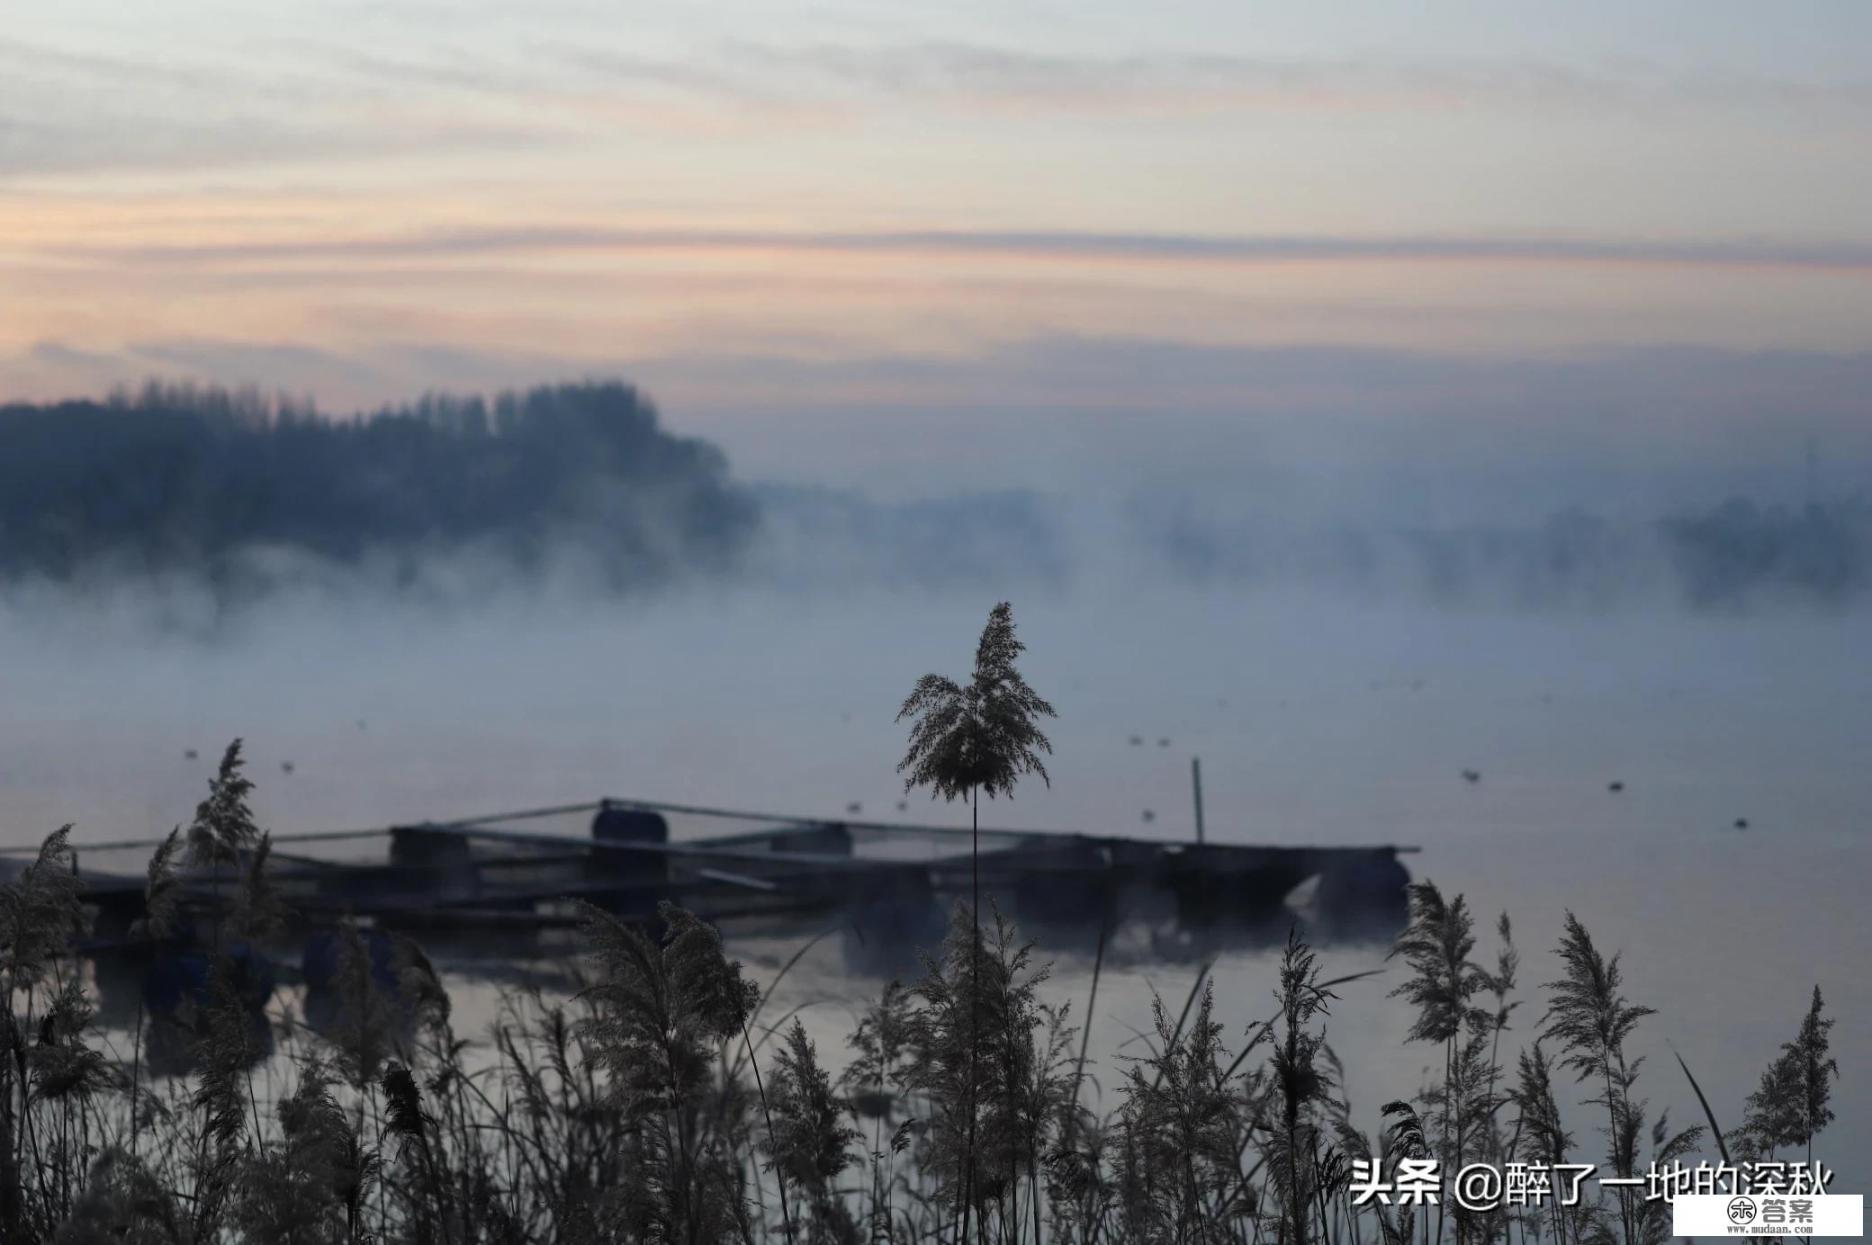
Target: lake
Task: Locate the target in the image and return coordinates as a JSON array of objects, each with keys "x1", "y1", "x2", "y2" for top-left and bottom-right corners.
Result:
[{"x1": 3, "y1": 582, "x2": 1866, "y2": 1185}]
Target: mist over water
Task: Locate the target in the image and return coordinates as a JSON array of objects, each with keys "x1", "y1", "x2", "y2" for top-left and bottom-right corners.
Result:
[
  {"x1": 5, "y1": 568, "x2": 1867, "y2": 1181},
  {"x1": 8, "y1": 574, "x2": 1866, "y2": 836},
  {"x1": 0, "y1": 377, "x2": 1866, "y2": 1192}
]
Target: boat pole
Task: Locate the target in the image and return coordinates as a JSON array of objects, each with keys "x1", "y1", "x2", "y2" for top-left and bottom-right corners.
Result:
[{"x1": 1191, "y1": 756, "x2": 1205, "y2": 845}]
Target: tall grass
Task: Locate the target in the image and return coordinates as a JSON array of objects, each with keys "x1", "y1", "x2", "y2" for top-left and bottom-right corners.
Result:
[{"x1": 0, "y1": 798, "x2": 1842, "y2": 1243}]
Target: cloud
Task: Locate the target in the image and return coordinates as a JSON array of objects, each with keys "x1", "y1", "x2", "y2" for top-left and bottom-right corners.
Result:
[
  {"x1": 27, "y1": 341, "x2": 121, "y2": 370},
  {"x1": 389, "y1": 36, "x2": 1872, "y2": 123},
  {"x1": 698, "y1": 40, "x2": 1872, "y2": 119},
  {"x1": 9, "y1": 19, "x2": 1870, "y2": 182},
  {"x1": 131, "y1": 340, "x2": 390, "y2": 392},
  {"x1": 0, "y1": 34, "x2": 560, "y2": 178},
  {"x1": 61, "y1": 225, "x2": 1872, "y2": 274},
  {"x1": 11, "y1": 337, "x2": 523, "y2": 409}
]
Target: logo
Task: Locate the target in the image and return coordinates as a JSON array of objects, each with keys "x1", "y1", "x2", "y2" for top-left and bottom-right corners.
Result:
[{"x1": 1675, "y1": 1193, "x2": 1862, "y2": 1237}]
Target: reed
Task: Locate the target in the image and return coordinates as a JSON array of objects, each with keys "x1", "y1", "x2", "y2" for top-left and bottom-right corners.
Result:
[{"x1": 0, "y1": 761, "x2": 1843, "y2": 1244}]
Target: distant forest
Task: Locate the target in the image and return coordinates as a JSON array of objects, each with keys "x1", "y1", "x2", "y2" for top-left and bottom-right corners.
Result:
[
  {"x1": 1132, "y1": 495, "x2": 1872, "y2": 608},
  {"x1": 0, "y1": 378, "x2": 1864, "y2": 608},
  {"x1": 0, "y1": 381, "x2": 756, "y2": 589}
]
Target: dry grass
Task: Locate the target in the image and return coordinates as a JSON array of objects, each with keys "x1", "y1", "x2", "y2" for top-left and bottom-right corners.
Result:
[{"x1": 0, "y1": 754, "x2": 1838, "y2": 1244}]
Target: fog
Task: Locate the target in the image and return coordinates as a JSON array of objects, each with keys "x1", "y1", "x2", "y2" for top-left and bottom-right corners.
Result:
[
  {"x1": 7, "y1": 561, "x2": 1866, "y2": 832},
  {"x1": 1, "y1": 378, "x2": 1867, "y2": 1183},
  {"x1": 6, "y1": 570, "x2": 1869, "y2": 1179},
  {"x1": 2, "y1": 377, "x2": 1864, "y2": 848}
]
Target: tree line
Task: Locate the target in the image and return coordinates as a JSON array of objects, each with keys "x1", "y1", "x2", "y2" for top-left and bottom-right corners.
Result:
[{"x1": 0, "y1": 381, "x2": 757, "y2": 589}]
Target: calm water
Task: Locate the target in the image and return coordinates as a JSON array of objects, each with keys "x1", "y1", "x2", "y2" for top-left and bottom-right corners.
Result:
[{"x1": 4, "y1": 584, "x2": 1867, "y2": 1183}]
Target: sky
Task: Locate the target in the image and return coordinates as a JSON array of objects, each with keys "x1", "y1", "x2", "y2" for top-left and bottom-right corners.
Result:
[
  {"x1": 4, "y1": 4, "x2": 1871, "y2": 1160},
  {"x1": 3, "y1": 0, "x2": 1870, "y2": 502}
]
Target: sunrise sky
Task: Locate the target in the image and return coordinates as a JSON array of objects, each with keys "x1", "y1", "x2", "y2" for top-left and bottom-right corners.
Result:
[{"x1": 5, "y1": 0, "x2": 1870, "y2": 502}]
